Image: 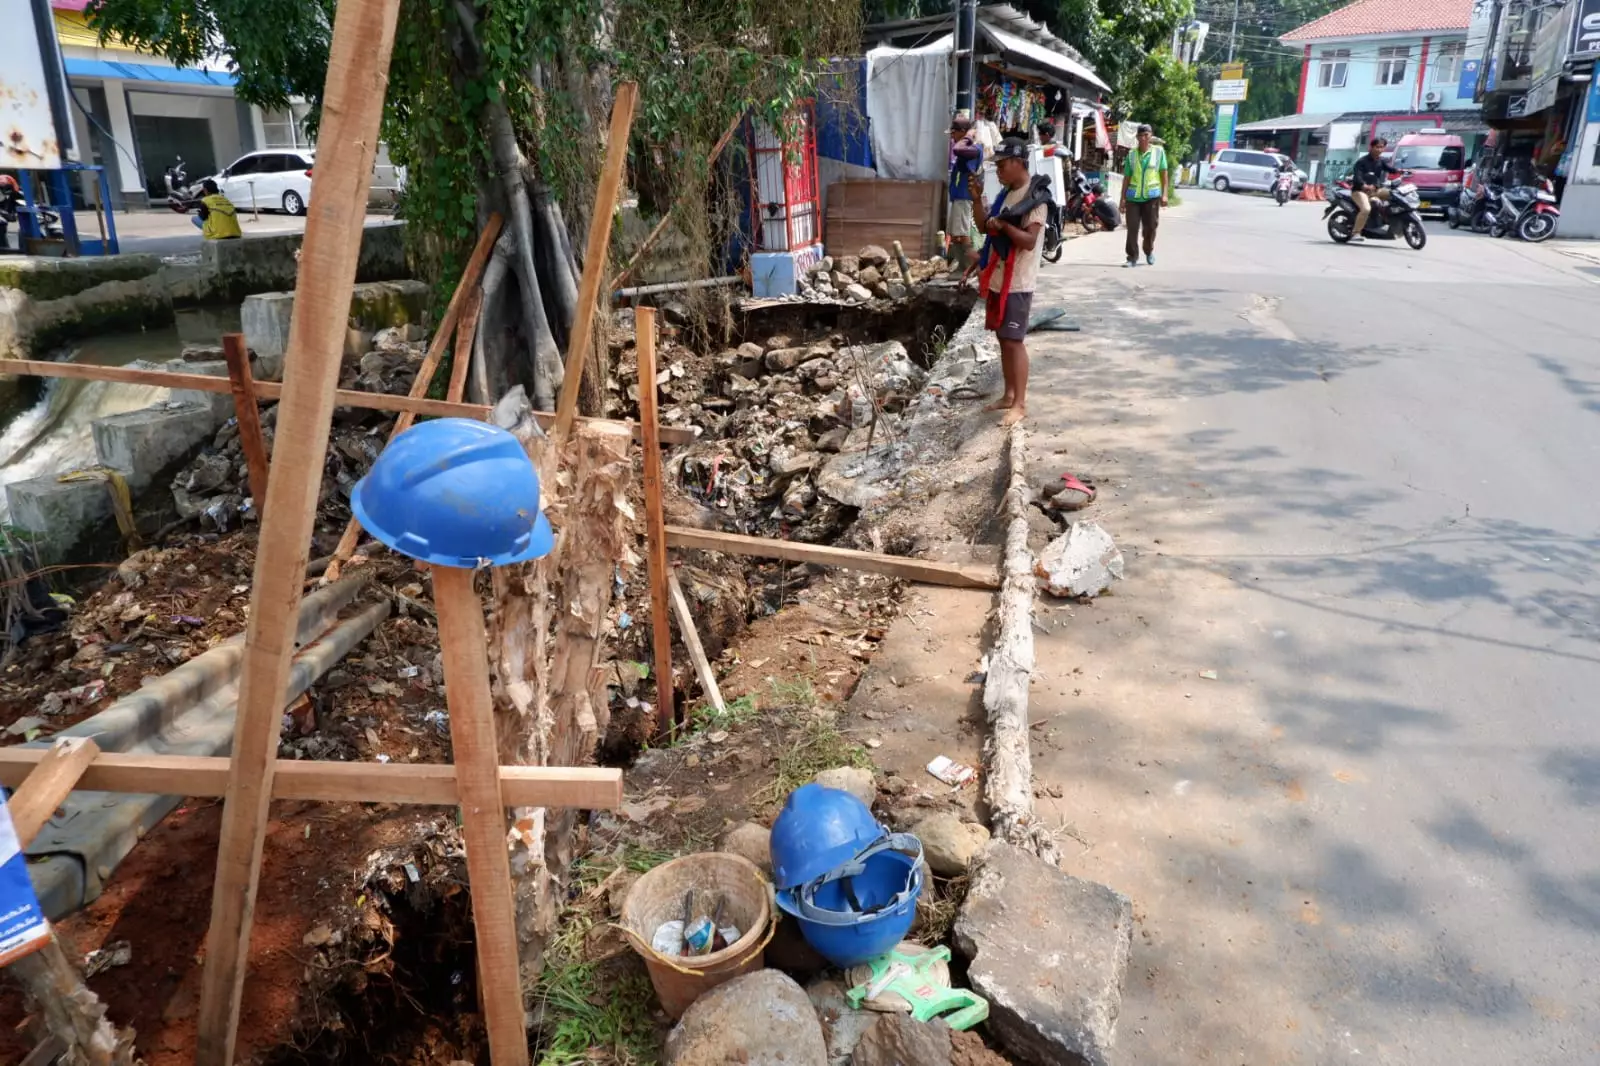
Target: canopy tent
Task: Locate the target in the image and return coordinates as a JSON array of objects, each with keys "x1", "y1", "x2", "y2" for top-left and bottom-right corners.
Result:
[
  {"x1": 1233, "y1": 112, "x2": 1343, "y2": 134},
  {"x1": 977, "y1": 23, "x2": 1110, "y2": 95}
]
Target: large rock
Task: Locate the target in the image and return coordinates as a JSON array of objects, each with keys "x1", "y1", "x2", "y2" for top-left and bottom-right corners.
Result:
[
  {"x1": 844, "y1": 283, "x2": 874, "y2": 303},
  {"x1": 953, "y1": 842, "x2": 1133, "y2": 1066},
  {"x1": 857, "y1": 244, "x2": 890, "y2": 267},
  {"x1": 807, "y1": 977, "x2": 876, "y2": 1066},
  {"x1": 1036, "y1": 521, "x2": 1124, "y2": 599},
  {"x1": 851, "y1": 1014, "x2": 952, "y2": 1066},
  {"x1": 912, "y1": 814, "x2": 991, "y2": 877},
  {"x1": 814, "y1": 766, "x2": 876, "y2": 808},
  {"x1": 857, "y1": 265, "x2": 883, "y2": 287},
  {"x1": 719, "y1": 821, "x2": 773, "y2": 878},
  {"x1": 766, "y1": 345, "x2": 832, "y2": 372},
  {"x1": 665, "y1": 970, "x2": 827, "y2": 1066}
]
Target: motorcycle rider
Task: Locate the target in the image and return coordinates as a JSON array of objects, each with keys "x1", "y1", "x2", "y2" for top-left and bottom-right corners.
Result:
[{"x1": 1350, "y1": 137, "x2": 1395, "y2": 242}]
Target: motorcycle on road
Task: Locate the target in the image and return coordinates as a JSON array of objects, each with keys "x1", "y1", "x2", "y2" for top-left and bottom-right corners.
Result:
[
  {"x1": 1323, "y1": 176, "x2": 1427, "y2": 250},
  {"x1": 1273, "y1": 169, "x2": 1296, "y2": 206},
  {"x1": 1487, "y1": 178, "x2": 1560, "y2": 242}
]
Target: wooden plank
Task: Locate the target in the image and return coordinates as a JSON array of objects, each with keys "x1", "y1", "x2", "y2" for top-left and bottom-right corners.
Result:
[
  {"x1": 634, "y1": 307, "x2": 675, "y2": 735},
  {"x1": 664, "y1": 525, "x2": 1001, "y2": 588},
  {"x1": 221, "y1": 334, "x2": 271, "y2": 513},
  {"x1": 432, "y1": 565, "x2": 529, "y2": 1066},
  {"x1": 0, "y1": 749, "x2": 623, "y2": 809},
  {"x1": 324, "y1": 217, "x2": 504, "y2": 583},
  {"x1": 667, "y1": 570, "x2": 725, "y2": 716},
  {"x1": 0, "y1": 360, "x2": 696, "y2": 444},
  {"x1": 4, "y1": 737, "x2": 100, "y2": 849},
  {"x1": 552, "y1": 80, "x2": 638, "y2": 441},
  {"x1": 446, "y1": 283, "x2": 483, "y2": 403},
  {"x1": 194, "y1": 0, "x2": 404, "y2": 1060}
]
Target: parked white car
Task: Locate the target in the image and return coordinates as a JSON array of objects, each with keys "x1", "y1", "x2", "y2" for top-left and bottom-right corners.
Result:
[
  {"x1": 1209, "y1": 149, "x2": 1283, "y2": 193},
  {"x1": 211, "y1": 149, "x2": 315, "y2": 215}
]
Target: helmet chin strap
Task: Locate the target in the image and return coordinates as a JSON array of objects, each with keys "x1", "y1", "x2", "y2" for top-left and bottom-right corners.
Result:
[{"x1": 776, "y1": 834, "x2": 925, "y2": 927}]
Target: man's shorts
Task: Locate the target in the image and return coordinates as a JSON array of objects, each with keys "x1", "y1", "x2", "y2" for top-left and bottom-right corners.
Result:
[
  {"x1": 986, "y1": 289, "x2": 1033, "y2": 341},
  {"x1": 948, "y1": 200, "x2": 976, "y2": 240}
]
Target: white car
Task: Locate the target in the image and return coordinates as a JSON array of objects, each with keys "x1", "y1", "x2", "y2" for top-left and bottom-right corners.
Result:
[
  {"x1": 1209, "y1": 149, "x2": 1307, "y2": 196},
  {"x1": 211, "y1": 149, "x2": 315, "y2": 215}
]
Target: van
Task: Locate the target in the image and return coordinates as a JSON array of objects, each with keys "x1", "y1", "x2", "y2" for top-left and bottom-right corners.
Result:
[
  {"x1": 1208, "y1": 148, "x2": 1284, "y2": 193},
  {"x1": 1391, "y1": 132, "x2": 1466, "y2": 215}
]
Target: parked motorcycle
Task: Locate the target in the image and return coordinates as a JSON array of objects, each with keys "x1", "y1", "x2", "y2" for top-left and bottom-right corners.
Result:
[
  {"x1": 164, "y1": 156, "x2": 199, "y2": 207},
  {"x1": 1042, "y1": 199, "x2": 1065, "y2": 263},
  {"x1": 1323, "y1": 176, "x2": 1426, "y2": 250},
  {"x1": 1487, "y1": 177, "x2": 1560, "y2": 242},
  {"x1": 1273, "y1": 169, "x2": 1296, "y2": 206},
  {"x1": 1065, "y1": 169, "x2": 1119, "y2": 232}
]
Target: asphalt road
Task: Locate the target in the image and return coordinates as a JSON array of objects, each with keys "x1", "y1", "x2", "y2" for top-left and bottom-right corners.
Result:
[{"x1": 1022, "y1": 190, "x2": 1600, "y2": 1063}]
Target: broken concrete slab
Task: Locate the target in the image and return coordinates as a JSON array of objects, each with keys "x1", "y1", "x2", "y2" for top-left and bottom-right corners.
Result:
[
  {"x1": 954, "y1": 841, "x2": 1132, "y2": 1066},
  {"x1": 1036, "y1": 521, "x2": 1124, "y2": 599},
  {"x1": 806, "y1": 977, "x2": 876, "y2": 1066},
  {"x1": 665, "y1": 970, "x2": 828, "y2": 1066}
]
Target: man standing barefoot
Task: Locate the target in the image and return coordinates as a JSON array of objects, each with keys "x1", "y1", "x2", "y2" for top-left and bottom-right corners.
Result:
[{"x1": 974, "y1": 137, "x2": 1049, "y2": 426}]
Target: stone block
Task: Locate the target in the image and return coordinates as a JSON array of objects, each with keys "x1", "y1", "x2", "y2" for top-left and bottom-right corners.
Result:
[
  {"x1": 242, "y1": 279, "x2": 429, "y2": 363},
  {"x1": 166, "y1": 360, "x2": 235, "y2": 421},
  {"x1": 5, "y1": 475, "x2": 112, "y2": 555},
  {"x1": 241, "y1": 291, "x2": 295, "y2": 359},
  {"x1": 92, "y1": 402, "x2": 217, "y2": 493},
  {"x1": 953, "y1": 841, "x2": 1133, "y2": 1066}
]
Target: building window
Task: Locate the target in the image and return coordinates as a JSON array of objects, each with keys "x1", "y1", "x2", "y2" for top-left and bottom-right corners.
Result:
[
  {"x1": 262, "y1": 103, "x2": 314, "y2": 150},
  {"x1": 1376, "y1": 46, "x2": 1410, "y2": 86},
  {"x1": 1433, "y1": 41, "x2": 1464, "y2": 85},
  {"x1": 1318, "y1": 48, "x2": 1350, "y2": 88}
]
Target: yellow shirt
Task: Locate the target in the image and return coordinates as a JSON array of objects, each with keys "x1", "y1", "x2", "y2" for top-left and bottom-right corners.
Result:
[{"x1": 200, "y1": 194, "x2": 242, "y2": 240}]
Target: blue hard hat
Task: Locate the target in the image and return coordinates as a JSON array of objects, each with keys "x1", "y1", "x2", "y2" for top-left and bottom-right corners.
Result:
[
  {"x1": 351, "y1": 418, "x2": 554, "y2": 569},
  {"x1": 774, "y1": 837, "x2": 924, "y2": 966},
  {"x1": 769, "y1": 784, "x2": 885, "y2": 891}
]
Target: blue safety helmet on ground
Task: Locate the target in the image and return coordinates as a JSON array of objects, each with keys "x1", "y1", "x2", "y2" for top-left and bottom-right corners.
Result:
[
  {"x1": 769, "y1": 784, "x2": 885, "y2": 890},
  {"x1": 351, "y1": 418, "x2": 555, "y2": 568}
]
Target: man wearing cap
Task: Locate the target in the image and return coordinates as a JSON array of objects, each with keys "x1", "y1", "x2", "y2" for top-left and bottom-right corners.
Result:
[
  {"x1": 974, "y1": 137, "x2": 1049, "y2": 427},
  {"x1": 948, "y1": 116, "x2": 985, "y2": 273},
  {"x1": 1120, "y1": 124, "x2": 1168, "y2": 267}
]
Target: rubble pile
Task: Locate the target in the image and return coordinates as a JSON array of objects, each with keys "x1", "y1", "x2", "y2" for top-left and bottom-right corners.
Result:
[
  {"x1": 168, "y1": 326, "x2": 429, "y2": 531},
  {"x1": 798, "y1": 244, "x2": 952, "y2": 304}
]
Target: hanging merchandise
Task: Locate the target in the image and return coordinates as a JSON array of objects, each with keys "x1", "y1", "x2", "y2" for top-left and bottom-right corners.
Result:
[{"x1": 979, "y1": 76, "x2": 1049, "y2": 134}]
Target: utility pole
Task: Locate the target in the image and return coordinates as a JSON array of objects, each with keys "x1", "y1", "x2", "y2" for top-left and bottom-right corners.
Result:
[
  {"x1": 955, "y1": 0, "x2": 977, "y2": 116},
  {"x1": 1227, "y1": 0, "x2": 1241, "y2": 62}
]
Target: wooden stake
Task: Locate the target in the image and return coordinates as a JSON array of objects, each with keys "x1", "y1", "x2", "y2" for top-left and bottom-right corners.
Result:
[
  {"x1": 432, "y1": 565, "x2": 530, "y2": 1066},
  {"x1": 552, "y1": 81, "x2": 639, "y2": 441},
  {"x1": 667, "y1": 570, "x2": 725, "y2": 716},
  {"x1": 221, "y1": 334, "x2": 271, "y2": 514},
  {"x1": 447, "y1": 283, "x2": 483, "y2": 403},
  {"x1": 324, "y1": 216, "x2": 504, "y2": 582},
  {"x1": 635, "y1": 307, "x2": 675, "y2": 734},
  {"x1": 195, "y1": 0, "x2": 403, "y2": 1059},
  {"x1": 611, "y1": 108, "x2": 743, "y2": 291},
  {"x1": 664, "y1": 525, "x2": 1001, "y2": 589},
  {"x1": 0, "y1": 359, "x2": 696, "y2": 445},
  {"x1": 0, "y1": 748, "x2": 622, "y2": 809},
  {"x1": 4, "y1": 737, "x2": 99, "y2": 845}
]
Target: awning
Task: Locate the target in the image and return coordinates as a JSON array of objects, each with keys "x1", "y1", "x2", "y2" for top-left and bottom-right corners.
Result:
[
  {"x1": 64, "y1": 58, "x2": 237, "y2": 88},
  {"x1": 980, "y1": 24, "x2": 1111, "y2": 94},
  {"x1": 1233, "y1": 112, "x2": 1342, "y2": 134}
]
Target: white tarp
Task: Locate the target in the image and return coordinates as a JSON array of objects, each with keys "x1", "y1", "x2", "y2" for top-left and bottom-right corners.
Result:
[{"x1": 866, "y1": 38, "x2": 955, "y2": 182}]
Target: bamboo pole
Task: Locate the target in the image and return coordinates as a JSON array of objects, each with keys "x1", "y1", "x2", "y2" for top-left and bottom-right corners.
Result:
[
  {"x1": 221, "y1": 334, "x2": 270, "y2": 513},
  {"x1": 667, "y1": 570, "x2": 725, "y2": 716},
  {"x1": 634, "y1": 307, "x2": 674, "y2": 735},
  {"x1": 193, "y1": 0, "x2": 404, "y2": 1059},
  {"x1": 664, "y1": 525, "x2": 1001, "y2": 588},
  {"x1": 432, "y1": 565, "x2": 529, "y2": 1066},
  {"x1": 551, "y1": 81, "x2": 639, "y2": 440}
]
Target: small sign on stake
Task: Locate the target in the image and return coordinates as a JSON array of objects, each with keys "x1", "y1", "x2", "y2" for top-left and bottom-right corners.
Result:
[{"x1": 0, "y1": 794, "x2": 50, "y2": 967}]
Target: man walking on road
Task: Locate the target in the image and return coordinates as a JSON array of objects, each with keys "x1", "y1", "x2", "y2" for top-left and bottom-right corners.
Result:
[
  {"x1": 1121, "y1": 124, "x2": 1168, "y2": 267},
  {"x1": 1350, "y1": 137, "x2": 1393, "y2": 243}
]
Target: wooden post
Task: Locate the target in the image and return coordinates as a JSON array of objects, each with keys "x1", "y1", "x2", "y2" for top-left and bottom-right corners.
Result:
[
  {"x1": 432, "y1": 565, "x2": 530, "y2": 1066},
  {"x1": 667, "y1": 570, "x2": 725, "y2": 716},
  {"x1": 5, "y1": 737, "x2": 99, "y2": 844},
  {"x1": 221, "y1": 334, "x2": 270, "y2": 513},
  {"x1": 194, "y1": 0, "x2": 404, "y2": 1059},
  {"x1": 635, "y1": 307, "x2": 674, "y2": 734},
  {"x1": 551, "y1": 81, "x2": 639, "y2": 441},
  {"x1": 447, "y1": 284, "x2": 484, "y2": 403},
  {"x1": 324, "y1": 214, "x2": 504, "y2": 582}
]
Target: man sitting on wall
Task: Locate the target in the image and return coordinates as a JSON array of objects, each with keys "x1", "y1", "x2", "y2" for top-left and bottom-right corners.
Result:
[{"x1": 190, "y1": 179, "x2": 243, "y2": 240}]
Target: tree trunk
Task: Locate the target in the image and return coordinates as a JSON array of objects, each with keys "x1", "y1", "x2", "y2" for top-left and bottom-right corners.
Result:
[
  {"x1": 10, "y1": 938, "x2": 137, "y2": 1066},
  {"x1": 486, "y1": 391, "x2": 631, "y2": 982}
]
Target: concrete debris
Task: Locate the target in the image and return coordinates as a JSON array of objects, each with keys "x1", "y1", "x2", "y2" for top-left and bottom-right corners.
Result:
[
  {"x1": 1035, "y1": 522, "x2": 1124, "y2": 599},
  {"x1": 851, "y1": 1014, "x2": 953, "y2": 1066},
  {"x1": 813, "y1": 765, "x2": 877, "y2": 808},
  {"x1": 954, "y1": 841, "x2": 1133, "y2": 1066},
  {"x1": 912, "y1": 813, "x2": 992, "y2": 877},
  {"x1": 665, "y1": 970, "x2": 828, "y2": 1066},
  {"x1": 807, "y1": 977, "x2": 877, "y2": 1066},
  {"x1": 798, "y1": 250, "x2": 950, "y2": 306},
  {"x1": 718, "y1": 821, "x2": 773, "y2": 879}
]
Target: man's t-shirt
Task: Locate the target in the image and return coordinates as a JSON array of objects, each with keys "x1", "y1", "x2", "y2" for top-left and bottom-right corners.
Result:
[
  {"x1": 1352, "y1": 153, "x2": 1389, "y2": 190},
  {"x1": 1123, "y1": 145, "x2": 1168, "y2": 202},
  {"x1": 988, "y1": 185, "x2": 1049, "y2": 295},
  {"x1": 950, "y1": 140, "x2": 983, "y2": 202}
]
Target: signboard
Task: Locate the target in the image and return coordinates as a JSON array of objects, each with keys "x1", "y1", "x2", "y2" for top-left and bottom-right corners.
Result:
[
  {"x1": 1220, "y1": 61, "x2": 1246, "y2": 80},
  {"x1": 1, "y1": 0, "x2": 76, "y2": 169},
  {"x1": 1572, "y1": 0, "x2": 1600, "y2": 58},
  {"x1": 1212, "y1": 103, "x2": 1237, "y2": 153},
  {"x1": 1458, "y1": 57, "x2": 1481, "y2": 100},
  {"x1": 0, "y1": 793, "x2": 50, "y2": 967},
  {"x1": 1211, "y1": 79, "x2": 1249, "y2": 103}
]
